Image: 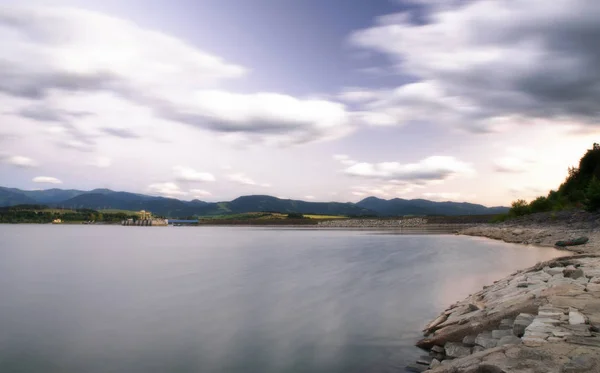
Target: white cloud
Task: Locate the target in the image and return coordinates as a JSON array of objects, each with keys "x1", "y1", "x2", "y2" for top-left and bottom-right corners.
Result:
[
  {"x1": 493, "y1": 147, "x2": 536, "y2": 173},
  {"x1": 173, "y1": 166, "x2": 215, "y2": 182},
  {"x1": 349, "y1": 0, "x2": 600, "y2": 133},
  {"x1": 344, "y1": 156, "x2": 474, "y2": 181},
  {"x1": 332, "y1": 154, "x2": 357, "y2": 166},
  {"x1": 338, "y1": 88, "x2": 381, "y2": 103},
  {"x1": 2, "y1": 155, "x2": 38, "y2": 168},
  {"x1": 189, "y1": 189, "x2": 212, "y2": 198},
  {"x1": 88, "y1": 156, "x2": 112, "y2": 168},
  {"x1": 0, "y1": 6, "x2": 354, "y2": 145},
  {"x1": 422, "y1": 192, "x2": 462, "y2": 201},
  {"x1": 32, "y1": 176, "x2": 62, "y2": 184},
  {"x1": 147, "y1": 182, "x2": 187, "y2": 197},
  {"x1": 304, "y1": 195, "x2": 315, "y2": 200},
  {"x1": 228, "y1": 173, "x2": 271, "y2": 187}
]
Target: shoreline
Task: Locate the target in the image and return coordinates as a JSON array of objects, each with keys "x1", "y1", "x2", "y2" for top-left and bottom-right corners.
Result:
[{"x1": 408, "y1": 223, "x2": 600, "y2": 373}]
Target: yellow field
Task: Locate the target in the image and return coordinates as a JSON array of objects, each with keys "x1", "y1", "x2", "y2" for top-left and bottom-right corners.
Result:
[{"x1": 303, "y1": 214, "x2": 347, "y2": 219}]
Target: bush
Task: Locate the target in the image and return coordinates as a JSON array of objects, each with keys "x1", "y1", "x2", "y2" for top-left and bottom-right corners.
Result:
[
  {"x1": 529, "y1": 196, "x2": 552, "y2": 213},
  {"x1": 286, "y1": 212, "x2": 305, "y2": 219},
  {"x1": 491, "y1": 213, "x2": 509, "y2": 223},
  {"x1": 584, "y1": 176, "x2": 600, "y2": 212},
  {"x1": 509, "y1": 199, "x2": 530, "y2": 217}
]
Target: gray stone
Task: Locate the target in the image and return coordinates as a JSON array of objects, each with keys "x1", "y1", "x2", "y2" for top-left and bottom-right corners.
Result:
[
  {"x1": 497, "y1": 335, "x2": 522, "y2": 346},
  {"x1": 562, "y1": 354, "x2": 596, "y2": 373},
  {"x1": 431, "y1": 345, "x2": 445, "y2": 353},
  {"x1": 444, "y1": 342, "x2": 471, "y2": 358},
  {"x1": 472, "y1": 346, "x2": 485, "y2": 354},
  {"x1": 475, "y1": 333, "x2": 498, "y2": 349},
  {"x1": 538, "y1": 310, "x2": 564, "y2": 319},
  {"x1": 587, "y1": 283, "x2": 600, "y2": 292},
  {"x1": 416, "y1": 355, "x2": 433, "y2": 365},
  {"x1": 429, "y1": 358, "x2": 441, "y2": 369},
  {"x1": 517, "y1": 282, "x2": 528, "y2": 288},
  {"x1": 513, "y1": 319, "x2": 533, "y2": 337},
  {"x1": 462, "y1": 335, "x2": 477, "y2": 347},
  {"x1": 569, "y1": 311, "x2": 587, "y2": 325},
  {"x1": 565, "y1": 268, "x2": 585, "y2": 280},
  {"x1": 522, "y1": 336, "x2": 547, "y2": 346},
  {"x1": 565, "y1": 336, "x2": 600, "y2": 347},
  {"x1": 545, "y1": 266, "x2": 565, "y2": 276},
  {"x1": 492, "y1": 329, "x2": 513, "y2": 339}
]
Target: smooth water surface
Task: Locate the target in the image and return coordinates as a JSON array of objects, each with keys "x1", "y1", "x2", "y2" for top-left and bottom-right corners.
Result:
[{"x1": 0, "y1": 225, "x2": 567, "y2": 373}]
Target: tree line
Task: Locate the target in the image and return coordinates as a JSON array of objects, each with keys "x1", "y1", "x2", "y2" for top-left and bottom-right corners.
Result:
[{"x1": 0, "y1": 205, "x2": 139, "y2": 224}]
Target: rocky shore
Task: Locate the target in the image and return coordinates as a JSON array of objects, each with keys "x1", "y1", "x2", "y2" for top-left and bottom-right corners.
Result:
[
  {"x1": 410, "y1": 212, "x2": 600, "y2": 373},
  {"x1": 317, "y1": 218, "x2": 428, "y2": 228}
]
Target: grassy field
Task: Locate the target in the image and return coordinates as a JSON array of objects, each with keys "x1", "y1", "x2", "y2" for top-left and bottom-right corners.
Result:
[{"x1": 303, "y1": 214, "x2": 347, "y2": 219}]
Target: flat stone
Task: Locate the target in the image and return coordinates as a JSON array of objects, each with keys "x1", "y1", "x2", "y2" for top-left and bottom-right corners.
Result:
[
  {"x1": 562, "y1": 354, "x2": 596, "y2": 373},
  {"x1": 431, "y1": 345, "x2": 445, "y2": 353},
  {"x1": 565, "y1": 336, "x2": 600, "y2": 347},
  {"x1": 547, "y1": 336, "x2": 564, "y2": 342},
  {"x1": 416, "y1": 355, "x2": 433, "y2": 365},
  {"x1": 522, "y1": 336, "x2": 547, "y2": 346},
  {"x1": 444, "y1": 342, "x2": 471, "y2": 358},
  {"x1": 429, "y1": 359, "x2": 441, "y2": 369},
  {"x1": 475, "y1": 333, "x2": 498, "y2": 349},
  {"x1": 462, "y1": 335, "x2": 476, "y2": 347},
  {"x1": 492, "y1": 329, "x2": 513, "y2": 339},
  {"x1": 552, "y1": 330, "x2": 573, "y2": 337},
  {"x1": 545, "y1": 266, "x2": 565, "y2": 276},
  {"x1": 587, "y1": 283, "x2": 600, "y2": 292},
  {"x1": 497, "y1": 335, "x2": 522, "y2": 346},
  {"x1": 405, "y1": 363, "x2": 428, "y2": 372},
  {"x1": 524, "y1": 331, "x2": 550, "y2": 339},
  {"x1": 538, "y1": 310, "x2": 564, "y2": 319},
  {"x1": 569, "y1": 311, "x2": 587, "y2": 325}
]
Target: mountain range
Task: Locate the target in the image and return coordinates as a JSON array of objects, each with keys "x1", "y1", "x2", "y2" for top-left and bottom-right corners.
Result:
[{"x1": 0, "y1": 187, "x2": 508, "y2": 217}]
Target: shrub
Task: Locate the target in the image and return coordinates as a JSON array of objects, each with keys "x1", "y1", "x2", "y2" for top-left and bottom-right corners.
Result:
[
  {"x1": 286, "y1": 212, "x2": 305, "y2": 219},
  {"x1": 584, "y1": 176, "x2": 600, "y2": 212},
  {"x1": 509, "y1": 199, "x2": 530, "y2": 217},
  {"x1": 529, "y1": 196, "x2": 552, "y2": 213}
]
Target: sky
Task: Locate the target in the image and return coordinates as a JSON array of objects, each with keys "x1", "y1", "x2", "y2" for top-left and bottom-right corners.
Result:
[{"x1": 1, "y1": 0, "x2": 600, "y2": 206}]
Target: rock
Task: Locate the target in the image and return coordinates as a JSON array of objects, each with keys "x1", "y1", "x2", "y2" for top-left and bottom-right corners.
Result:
[
  {"x1": 522, "y1": 336, "x2": 547, "y2": 346},
  {"x1": 416, "y1": 355, "x2": 433, "y2": 365},
  {"x1": 513, "y1": 319, "x2": 533, "y2": 337},
  {"x1": 587, "y1": 283, "x2": 600, "y2": 292},
  {"x1": 589, "y1": 276, "x2": 600, "y2": 284},
  {"x1": 475, "y1": 333, "x2": 497, "y2": 349},
  {"x1": 538, "y1": 310, "x2": 564, "y2": 319},
  {"x1": 472, "y1": 346, "x2": 485, "y2": 354},
  {"x1": 444, "y1": 342, "x2": 471, "y2": 358},
  {"x1": 430, "y1": 358, "x2": 441, "y2": 369},
  {"x1": 405, "y1": 363, "x2": 427, "y2": 372},
  {"x1": 431, "y1": 345, "x2": 445, "y2": 354},
  {"x1": 544, "y1": 266, "x2": 565, "y2": 276},
  {"x1": 565, "y1": 268, "x2": 585, "y2": 280},
  {"x1": 565, "y1": 336, "x2": 600, "y2": 347},
  {"x1": 497, "y1": 335, "x2": 522, "y2": 346},
  {"x1": 491, "y1": 329, "x2": 513, "y2": 339},
  {"x1": 562, "y1": 354, "x2": 596, "y2": 373},
  {"x1": 425, "y1": 313, "x2": 448, "y2": 332},
  {"x1": 569, "y1": 311, "x2": 587, "y2": 325},
  {"x1": 512, "y1": 228, "x2": 524, "y2": 235},
  {"x1": 462, "y1": 335, "x2": 477, "y2": 347},
  {"x1": 517, "y1": 282, "x2": 528, "y2": 288}
]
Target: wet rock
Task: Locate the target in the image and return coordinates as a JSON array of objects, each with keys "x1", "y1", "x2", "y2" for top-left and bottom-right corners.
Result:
[
  {"x1": 416, "y1": 355, "x2": 433, "y2": 365},
  {"x1": 497, "y1": 335, "x2": 521, "y2": 346},
  {"x1": 445, "y1": 342, "x2": 471, "y2": 358},
  {"x1": 462, "y1": 335, "x2": 476, "y2": 347},
  {"x1": 569, "y1": 311, "x2": 587, "y2": 325}
]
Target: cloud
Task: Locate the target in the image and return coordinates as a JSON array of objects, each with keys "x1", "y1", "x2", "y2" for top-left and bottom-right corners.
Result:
[
  {"x1": 173, "y1": 166, "x2": 216, "y2": 182},
  {"x1": 189, "y1": 189, "x2": 212, "y2": 198},
  {"x1": 100, "y1": 127, "x2": 139, "y2": 139},
  {"x1": 493, "y1": 147, "x2": 536, "y2": 173},
  {"x1": 304, "y1": 195, "x2": 316, "y2": 200},
  {"x1": 2, "y1": 155, "x2": 38, "y2": 168},
  {"x1": 422, "y1": 192, "x2": 463, "y2": 201},
  {"x1": 228, "y1": 173, "x2": 271, "y2": 187},
  {"x1": 32, "y1": 176, "x2": 62, "y2": 184},
  {"x1": 351, "y1": 184, "x2": 417, "y2": 198},
  {"x1": 88, "y1": 156, "x2": 112, "y2": 168},
  {"x1": 343, "y1": 156, "x2": 474, "y2": 181},
  {"x1": 349, "y1": 0, "x2": 600, "y2": 132},
  {"x1": 338, "y1": 88, "x2": 382, "y2": 103},
  {"x1": 147, "y1": 182, "x2": 187, "y2": 197},
  {"x1": 0, "y1": 6, "x2": 354, "y2": 144}
]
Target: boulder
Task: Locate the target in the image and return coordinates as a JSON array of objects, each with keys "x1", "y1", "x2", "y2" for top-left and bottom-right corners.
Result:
[
  {"x1": 445, "y1": 342, "x2": 471, "y2": 358},
  {"x1": 569, "y1": 311, "x2": 587, "y2": 325},
  {"x1": 491, "y1": 329, "x2": 513, "y2": 339},
  {"x1": 463, "y1": 335, "x2": 477, "y2": 347},
  {"x1": 430, "y1": 358, "x2": 441, "y2": 369},
  {"x1": 475, "y1": 333, "x2": 498, "y2": 349},
  {"x1": 431, "y1": 345, "x2": 445, "y2": 353},
  {"x1": 497, "y1": 335, "x2": 522, "y2": 346},
  {"x1": 562, "y1": 354, "x2": 596, "y2": 373},
  {"x1": 564, "y1": 268, "x2": 585, "y2": 280}
]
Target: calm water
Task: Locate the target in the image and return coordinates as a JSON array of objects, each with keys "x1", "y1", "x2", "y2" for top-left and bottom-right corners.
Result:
[{"x1": 0, "y1": 225, "x2": 567, "y2": 373}]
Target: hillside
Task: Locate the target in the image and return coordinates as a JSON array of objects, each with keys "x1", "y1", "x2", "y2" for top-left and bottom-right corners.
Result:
[
  {"x1": 357, "y1": 196, "x2": 508, "y2": 216},
  {"x1": 0, "y1": 187, "x2": 508, "y2": 218}
]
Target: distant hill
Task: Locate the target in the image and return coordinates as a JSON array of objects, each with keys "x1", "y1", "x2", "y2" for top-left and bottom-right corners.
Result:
[
  {"x1": 357, "y1": 196, "x2": 508, "y2": 216},
  {"x1": 0, "y1": 187, "x2": 508, "y2": 218}
]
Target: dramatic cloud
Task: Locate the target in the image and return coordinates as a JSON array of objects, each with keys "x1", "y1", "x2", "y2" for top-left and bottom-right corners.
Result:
[
  {"x1": 32, "y1": 176, "x2": 62, "y2": 184},
  {"x1": 1, "y1": 155, "x2": 38, "y2": 168},
  {"x1": 350, "y1": 0, "x2": 600, "y2": 132},
  {"x1": 228, "y1": 173, "x2": 271, "y2": 187},
  {"x1": 147, "y1": 182, "x2": 187, "y2": 197},
  {"x1": 173, "y1": 166, "x2": 216, "y2": 182},
  {"x1": 343, "y1": 156, "x2": 473, "y2": 182},
  {"x1": 0, "y1": 6, "x2": 354, "y2": 144}
]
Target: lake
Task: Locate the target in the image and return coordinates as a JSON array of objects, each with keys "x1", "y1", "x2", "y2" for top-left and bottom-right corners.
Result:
[{"x1": 0, "y1": 225, "x2": 567, "y2": 373}]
